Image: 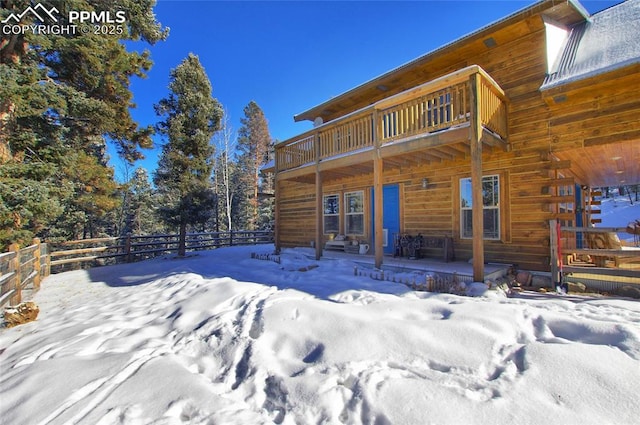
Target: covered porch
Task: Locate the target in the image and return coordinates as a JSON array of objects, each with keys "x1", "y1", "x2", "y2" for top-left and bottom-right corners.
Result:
[
  {"x1": 548, "y1": 141, "x2": 640, "y2": 288},
  {"x1": 274, "y1": 65, "x2": 509, "y2": 281},
  {"x1": 319, "y1": 247, "x2": 511, "y2": 283}
]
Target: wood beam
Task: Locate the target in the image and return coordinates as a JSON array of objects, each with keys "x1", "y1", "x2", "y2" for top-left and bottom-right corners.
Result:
[
  {"x1": 315, "y1": 132, "x2": 323, "y2": 260},
  {"x1": 374, "y1": 109, "x2": 384, "y2": 269},
  {"x1": 277, "y1": 165, "x2": 315, "y2": 182},
  {"x1": 274, "y1": 179, "x2": 280, "y2": 254},
  {"x1": 470, "y1": 73, "x2": 485, "y2": 282},
  {"x1": 318, "y1": 147, "x2": 374, "y2": 171},
  {"x1": 481, "y1": 128, "x2": 509, "y2": 150},
  {"x1": 374, "y1": 155, "x2": 383, "y2": 269},
  {"x1": 315, "y1": 168, "x2": 323, "y2": 260},
  {"x1": 379, "y1": 125, "x2": 469, "y2": 158}
]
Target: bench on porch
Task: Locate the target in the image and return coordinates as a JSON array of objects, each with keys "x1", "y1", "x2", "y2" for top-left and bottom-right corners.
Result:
[
  {"x1": 324, "y1": 235, "x2": 347, "y2": 251},
  {"x1": 393, "y1": 233, "x2": 455, "y2": 262}
]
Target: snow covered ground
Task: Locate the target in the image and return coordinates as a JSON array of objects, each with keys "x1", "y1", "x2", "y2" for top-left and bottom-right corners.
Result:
[
  {"x1": 599, "y1": 190, "x2": 640, "y2": 244},
  {"x1": 1, "y1": 239, "x2": 640, "y2": 424}
]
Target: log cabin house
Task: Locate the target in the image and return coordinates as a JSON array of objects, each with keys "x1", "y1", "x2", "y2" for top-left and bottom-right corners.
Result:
[{"x1": 271, "y1": 0, "x2": 640, "y2": 281}]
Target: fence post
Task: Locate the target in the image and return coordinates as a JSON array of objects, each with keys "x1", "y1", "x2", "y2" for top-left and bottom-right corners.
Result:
[
  {"x1": 9, "y1": 243, "x2": 21, "y2": 306},
  {"x1": 44, "y1": 243, "x2": 51, "y2": 277},
  {"x1": 32, "y1": 238, "x2": 41, "y2": 291},
  {"x1": 125, "y1": 234, "x2": 132, "y2": 263}
]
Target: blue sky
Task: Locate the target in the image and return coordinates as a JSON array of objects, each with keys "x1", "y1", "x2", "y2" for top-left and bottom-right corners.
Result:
[{"x1": 112, "y1": 0, "x2": 622, "y2": 180}]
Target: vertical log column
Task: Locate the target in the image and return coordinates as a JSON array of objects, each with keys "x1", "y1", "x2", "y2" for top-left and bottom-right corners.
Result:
[
  {"x1": 373, "y1": 110, "x2": 384, "y2": 269},
  {"x1": 315, "y1": 134, "x2": 323, "y2": 260},
  {"x1": 470, "y1": 73, "x2": 485, "y2": 282},
  {"x1": 549, "y1": 219, "x2": 559, "y2": 285},
  {"x1": 274, "y1": 177, "x2": 281, "y2": 255}
]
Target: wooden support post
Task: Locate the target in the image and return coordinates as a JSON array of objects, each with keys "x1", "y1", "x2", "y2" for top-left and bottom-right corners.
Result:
[
  {"x1": 314, "y1": 132, "x2": 323, "y2": 260},
  {"x1": 470, "y1": 73, "x2": 485, "y2": 282},
  {"x1": 9, "y1": 243, "x2": 21, "y2": 305},
  {"x1": 32, "y1": 238, "x2": 41, "y2": 290},
  {"x1": 373, "y1": 109, "x2": 384, "y2": 269},
  {"x1": 274, "y1": 178, "x2": 281, "y2": 254},
  {"x1": 315, "y1": 167, "x2": 323, "y2": 260},
  {"x1": 549, "y1": 219, "x2": 559, "y2": 284},
  {"x1": 373, "y1": 155, "x2": 384, "y2": 269}
]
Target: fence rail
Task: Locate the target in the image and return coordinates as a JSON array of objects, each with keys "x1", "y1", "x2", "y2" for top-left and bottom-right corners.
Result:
[
  {"x1": 0, "y1": 231, "x2": 273, "y2": 308},
  {"x1": 48, "y1": 230, "x2": 273, "y2": 272},
  {"x1": 0, "y1": 239, "x2": 49, "y2": 308}
]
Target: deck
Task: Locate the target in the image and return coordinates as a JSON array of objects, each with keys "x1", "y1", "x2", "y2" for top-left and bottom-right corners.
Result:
[{"x1": 275, "y1": 65, "x2": 508, "y2": 182}]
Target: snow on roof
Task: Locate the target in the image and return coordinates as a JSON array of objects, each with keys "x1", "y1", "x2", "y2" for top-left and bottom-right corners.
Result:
[{"x1": 541, "y1": 0, "x2": 640, "y2": 90}]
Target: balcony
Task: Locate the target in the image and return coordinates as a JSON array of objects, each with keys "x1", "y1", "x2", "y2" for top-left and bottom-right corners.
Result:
[{"x1": 276, "y1": 65, "x2": 508, "y2": 179}]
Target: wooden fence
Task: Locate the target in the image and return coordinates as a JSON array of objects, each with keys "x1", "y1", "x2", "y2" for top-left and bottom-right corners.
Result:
[
  {"x1": 0, "y1": 238, "x2": 49, "y2": 308},
  {"x1": 0, "y1": 231, "x2": 273, "y2": 308}
]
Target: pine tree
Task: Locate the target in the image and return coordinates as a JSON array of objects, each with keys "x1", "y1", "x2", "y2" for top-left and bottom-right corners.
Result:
[
  {"x1": 258, "y1": 142, "x2": 275, "y2": 230},
  {"x1": 0, "y1": 161, "x2": 67, "y2": 247},
  {"x1": 120, "y1": 168, "x2": 163, "y2": 236},
  {"x1": 236, "y1": 101, "x2": 273, "y2": 230},
  {"x1": 1, "y1": 0, "x2": 167, "y2": 161},
  {"x1": 0, "y1": 0, "x2": 167, "y2": 248},
  {"x1": 153, "y1": 54, "x2": 222, "y2": 256}
]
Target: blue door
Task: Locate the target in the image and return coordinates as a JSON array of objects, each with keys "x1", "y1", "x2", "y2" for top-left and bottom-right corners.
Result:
[{"x1": 371, "y1": 185, "x2": 400, "y2": 254}]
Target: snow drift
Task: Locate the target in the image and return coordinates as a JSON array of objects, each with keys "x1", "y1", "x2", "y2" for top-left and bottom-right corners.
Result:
[{"x1": 1, "y1": 243, "x2": 639, "y2": 425}]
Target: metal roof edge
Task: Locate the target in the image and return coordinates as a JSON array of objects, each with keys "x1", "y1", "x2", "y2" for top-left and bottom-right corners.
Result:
[{"x1": 540, "y1": 59, "x2": 640, "y2": 92}]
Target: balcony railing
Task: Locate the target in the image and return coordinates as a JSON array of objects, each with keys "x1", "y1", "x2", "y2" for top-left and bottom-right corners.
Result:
[{"x1": 276, "y1": 65, "x2": 507, "y2": 173}]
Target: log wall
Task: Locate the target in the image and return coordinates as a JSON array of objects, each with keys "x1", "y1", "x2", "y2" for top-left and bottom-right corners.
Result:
[{"x1": 277, "y1": 12, "x2": 640, "y2": 272}]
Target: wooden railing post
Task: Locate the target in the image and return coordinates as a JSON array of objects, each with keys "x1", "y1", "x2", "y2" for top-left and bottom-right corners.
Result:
[
  {"x1": 125, "y1": 234, "x2": 132, "y2": 263},
  {"x1": 44, "y1": 242, "x2": 51, "y2": 277},
  {"x1": 9, "y1": 243, "x2": 21, "y2": 305},
  {"x1": 32, "y1": 238, "x2": 41, "y2": 290}
]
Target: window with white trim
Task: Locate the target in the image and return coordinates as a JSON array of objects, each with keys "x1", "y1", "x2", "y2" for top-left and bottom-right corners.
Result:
[
  {"x1": 344, "y1": 191, "x2": 364, "y2": 235},
  {"x1": 323, "y1": 194, "x2": 340, "y2": 234},
  {"x1": 460, "y1": 175, "x2": 500, "y2": 240}
]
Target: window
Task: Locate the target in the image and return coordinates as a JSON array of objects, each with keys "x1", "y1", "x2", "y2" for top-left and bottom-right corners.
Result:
[
  {"x1": 323, "y1": 194, "x2": 340, "y2": 234},
  {"x1": 460, "y1": 175, "x2": 500, "y2": 240},
  {"x1": 345, "y1": 191, "x2": 364, "y2": 235}
]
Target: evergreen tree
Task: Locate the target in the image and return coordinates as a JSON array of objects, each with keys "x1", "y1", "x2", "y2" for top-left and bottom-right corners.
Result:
[
  {"x1": 0, "y1": 161, "x2": 68, "y2": 247},
  {"x1": 258, "y1": 142, "x2": 275, "y2": 230},
  {"x1": 121, "y1": 168, "x2": 163, "y2": 236},
  {"x1": 236, "y1": 101, "x2": 273, "y2": 230},
  {"x1": 153, "y1": 54, "x2": 222, "y2": 256},
  {"x1": 0, "y1": 0, "x2": 167, "y2": 248},
  {"x1": 64, "y1": 150, "x2": 119, "y2": 239},
  {"x1": 1, "y1": 0, "x2": 167, "y2": 161}
]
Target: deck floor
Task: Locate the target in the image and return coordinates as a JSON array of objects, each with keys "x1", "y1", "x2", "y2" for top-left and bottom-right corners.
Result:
[{"x1": 298, "y1": 247, "x2": 510, "y2": 281}]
